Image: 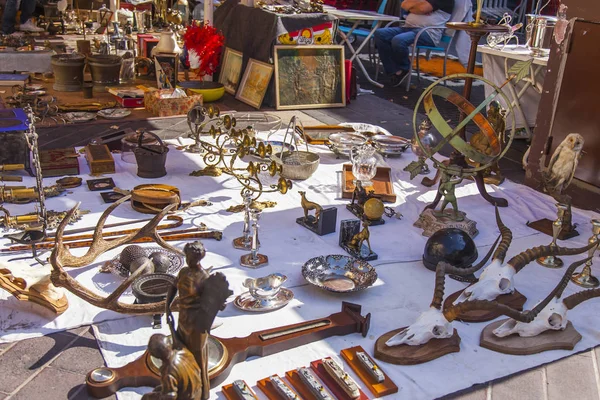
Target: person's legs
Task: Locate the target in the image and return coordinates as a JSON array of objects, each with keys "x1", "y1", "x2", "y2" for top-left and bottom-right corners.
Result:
[
  {"x1": 19, "y1": 0, "x2": 36, "y2": 24},
  {"x1": 1, "y1": 0, "x2": 19, "y2": 34},
  {"x1": 390, "y1": 30, "x2": 418, "y2": 72},
  {"x1": 374, "y1": 26, "x2": 406, "y2": 75}
]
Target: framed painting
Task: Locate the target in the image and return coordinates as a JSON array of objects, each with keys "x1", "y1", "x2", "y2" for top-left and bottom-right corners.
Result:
[
  {"x1": 274, "y1": 45, "x2": 346, "y2": 110},
  {"x1": 219, "y1": 47, "x2": 244, "y2": 95},
  {"x1": 154, "y1": 52, "x2": 179, "y2": 89},
  {"x1": 235, "y1": 58, "x2": 274, "y2": 109}
]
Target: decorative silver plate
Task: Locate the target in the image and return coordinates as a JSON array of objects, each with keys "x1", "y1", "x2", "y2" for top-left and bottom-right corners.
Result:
[
  {"x1": 98, "y1": 108, "x2": 132, "y2": 119},
  {"x1": 103, "y1": 246, "x2": 184, "y2": 278},
  {"x1": 302, "y1": 255, "x2": 378, "y2": 293},
  {"x1": 372, "y1": 135, "x2": 410, "y2": 156},
  {"x1": 233, "y1": 288, "x2": 294, "y2": 312},
  {"x1": 65, "y1": 112, "x2": 97, "y2": 123}
]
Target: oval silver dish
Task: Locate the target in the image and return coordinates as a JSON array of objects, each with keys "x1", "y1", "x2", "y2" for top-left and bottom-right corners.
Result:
[{"x1": 302, "y1": 254, "x2": 377, "y2": 293}]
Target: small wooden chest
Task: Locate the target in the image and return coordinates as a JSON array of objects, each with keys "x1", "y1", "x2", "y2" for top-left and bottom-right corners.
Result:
[{"x1": 85, "y1": 144, "x2": 115, "y2": 175}]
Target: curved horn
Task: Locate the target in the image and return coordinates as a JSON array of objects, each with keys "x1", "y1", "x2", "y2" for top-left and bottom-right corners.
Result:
[
  {"x1": 430, "y1": 262, "x2": 451, "y2": 309},
  {"x1": 563, "y1": 287, "x2": 600, "y2": 310},
  {"x1": 508, "y1": 241, "x2": 597, "y2": 273},
  {"x1": 443, "y1": 257, "x2": 593, "y2": 323},
  {"x1": 492, "y1": 206, "x2": 512, "y2": 262},
  {"x1": 432, "y1": 235, "x2": 501, "y2": 280}
]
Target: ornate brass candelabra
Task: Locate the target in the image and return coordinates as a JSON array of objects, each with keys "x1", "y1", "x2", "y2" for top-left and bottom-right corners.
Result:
[
  {"x1": 537, "y1": 203, "x2": 568, "y2": 268},
  {"x1": 571, "y1": 219, "x2": 600, "y2": 288},
  {"x1": 189, "y1": 106, "x2": 292, "y2": 201}
]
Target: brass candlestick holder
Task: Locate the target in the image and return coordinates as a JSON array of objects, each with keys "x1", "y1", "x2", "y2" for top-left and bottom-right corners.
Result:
[
  {"x1": 240, "y1": 209, "x2": 268, "y2": 268},
  {"x1": 571, "y1": 219, "x2": 600, "y2": 288},
  {"x1": 189, "y1": 106, "x2": 292, "y2": 202},
  {"x1": 537, "y1": 203, "x2": 568, "y2": 268}
]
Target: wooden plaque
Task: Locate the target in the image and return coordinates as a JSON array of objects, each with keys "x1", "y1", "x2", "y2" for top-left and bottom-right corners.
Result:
[
  {"x1": 285, "y1": 369, "x2": 328, "y2": 400},
  {"x1": 374, "y1": 327, "x2": 461, "y2": 365},
  {"x1": 444, "y1": 289, "x2": 527, "y2": 323},
  {"x1": 480, "y1": 319, "x2": 582, "y2": 355},
  {"x1": 342, "y1": 164, "x2": 396, "y2": 203},
  {"x1": 310, "y1": 358, "x2": 369, "y2": 400},
  {"x1": 340, "y1": 346, "x2": 398, "y2": 397}
]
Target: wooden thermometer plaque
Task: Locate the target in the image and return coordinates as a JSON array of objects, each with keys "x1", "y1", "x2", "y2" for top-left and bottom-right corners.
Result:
[{"x1": 86, "y1": 302, "x2": 371, "y2": 398}]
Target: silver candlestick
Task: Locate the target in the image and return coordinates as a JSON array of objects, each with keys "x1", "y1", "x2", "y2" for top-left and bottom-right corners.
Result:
[
  {"x1": 233, "y1": 192, "x2": 253, "y2": 250},
  {"x1": 537, "y1": 203, "x2": 567, "y2": 268},
  {"x1": 571, "y1": 219, "x2": 600, "y2": 287},
  {"x1": 240, "y1": 208, "x2": 268, "y2": 268}
]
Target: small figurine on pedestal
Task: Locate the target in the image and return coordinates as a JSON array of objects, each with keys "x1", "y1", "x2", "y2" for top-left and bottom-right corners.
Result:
[
  {"x1": 150, "y1": 240, "x2": 232, "y2": 400},
  {"x1": 233, "y1": 192, "x2": 253, "y2": 250},
  {"x1": 528, "y1": 133, "x2": 584, "y2": 239},
  {"x1": 240, "y1": 209, "x2": 268, "y2": 268},
  {"x1": 296, "y1": 191, "x2": 337, "y2": 236},
  {"x1": 339, "y1": 218, "x2": 378, "y2": 261},
  {"x1": 414, "y1": 169, "x2": 478, "y2": 238},
  {"x1": 346, "y1": 181, "x2": 385, "y2": 226}
]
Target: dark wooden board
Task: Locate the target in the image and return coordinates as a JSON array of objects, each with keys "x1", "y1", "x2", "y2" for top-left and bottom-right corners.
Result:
[
  {"x1": 374, "y1": 327, "x2": 461, "y2": 365},
  {"x1": 444, "y1": 289, "x2": 527, "y2": 323},
  {"x1": 340, "y1": 346, "x2": 398, "y2": 398},
  {"x1": 310, "y1": 358, "x2": 369, "y2": 400}
]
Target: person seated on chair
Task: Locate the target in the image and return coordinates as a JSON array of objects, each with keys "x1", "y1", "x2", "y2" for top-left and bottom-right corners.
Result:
[{"x1": 375, "y1": 0, "x2": 454, "y2": 87}]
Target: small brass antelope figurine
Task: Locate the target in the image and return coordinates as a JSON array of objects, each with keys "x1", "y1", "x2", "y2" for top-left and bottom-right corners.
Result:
[
  {"x1": 299, "y1": 191, "x2": 322, "y2": 223},
  {"x1": 348, "y1": 218, "x2": 372, "y2": 254}
]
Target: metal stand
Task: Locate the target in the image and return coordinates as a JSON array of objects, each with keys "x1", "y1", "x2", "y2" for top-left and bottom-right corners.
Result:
[
  {"x1": 571, "y1": 219, "x2": 600, "y2": 288},
  {"x1": 240, "y1": 209, "x2": 268, "y2": 268},
  {"x1": 233, "y1": 192, "x2": 254, "y2": 250},
  {"x1": 537, "y1": 203, "x2": 567, "y2": 268}
]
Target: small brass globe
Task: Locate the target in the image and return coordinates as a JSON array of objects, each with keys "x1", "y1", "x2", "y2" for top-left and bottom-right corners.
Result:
[{"x1": 363, "y1": 198, "x2": 384, "y2": 220}]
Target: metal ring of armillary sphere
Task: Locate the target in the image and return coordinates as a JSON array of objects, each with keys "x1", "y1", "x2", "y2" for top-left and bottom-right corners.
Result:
[{"x1": 412, "y1": 73, "x2": 516, "y2": 174}]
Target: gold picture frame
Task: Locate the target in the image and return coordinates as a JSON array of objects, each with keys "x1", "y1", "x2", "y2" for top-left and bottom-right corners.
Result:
[
  {"x1": 219, "y1": 47, "x2": 244, "y2": 95},
  {"x1": 274, "y1": 45, "x2": 346, "y2": 110},
  {"x1": 235, "y1": 58, "x2": 274, "y2": 110}
]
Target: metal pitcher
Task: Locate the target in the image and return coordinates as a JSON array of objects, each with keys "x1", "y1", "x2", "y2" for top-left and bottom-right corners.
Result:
[{"x1": 526, "y1": 14, "x2": 557, "y2": 57}]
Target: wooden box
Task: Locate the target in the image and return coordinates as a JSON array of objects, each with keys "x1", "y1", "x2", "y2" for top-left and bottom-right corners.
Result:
[
  {"x1": 144, "y1": 89, "x2": 203, "y2": 117},
  {"x1": 342, "y1": 164, "x2": 396, "y2": 203},
  {"x1": 39, "y1": 147, "x2": 79, "y2": 177},
  {"x1": 85, "y1": 144, "x2": 115, "y2": 175}
]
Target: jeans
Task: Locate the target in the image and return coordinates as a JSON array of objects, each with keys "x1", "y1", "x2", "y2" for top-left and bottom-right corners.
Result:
[
  {"x1": 374, "y1": 27, "x2": 435, "y2": 75},
  {"x1": 2, "y1": 0, "x2": 37, "y2": 34}
]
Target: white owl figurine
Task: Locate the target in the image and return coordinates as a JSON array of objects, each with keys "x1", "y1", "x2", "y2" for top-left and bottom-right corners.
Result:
[{"x1": 543, "y1": 133, "x2": 584, "y2": 194}]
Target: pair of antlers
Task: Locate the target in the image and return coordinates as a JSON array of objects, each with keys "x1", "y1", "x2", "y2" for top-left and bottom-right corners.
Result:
[{"x1": 49, "y1": 196, "x2": 184, "y2": 315}]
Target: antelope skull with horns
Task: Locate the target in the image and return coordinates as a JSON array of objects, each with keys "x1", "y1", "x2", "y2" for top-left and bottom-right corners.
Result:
[
  {"x1": 452, "y1": 208, "x2": 596, "y2": 305},
  {"x1": 386, "y1": 253, "x2": 595, "y2": 347},
  {"x1": 493, "y1": 256, "x2": 600, "y2": 338}
]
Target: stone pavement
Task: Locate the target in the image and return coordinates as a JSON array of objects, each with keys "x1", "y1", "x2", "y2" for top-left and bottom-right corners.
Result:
[{"x1": 0, "y1": 92, "x2": 591, "y2": 400}]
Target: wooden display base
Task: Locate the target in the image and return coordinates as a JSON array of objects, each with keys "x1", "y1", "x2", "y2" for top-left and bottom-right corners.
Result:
[
  {"x1": 527, "y1": 218, "x2": 579, "y2": 240},
  {"x1": 0, "y1": 271, "x2": 68, "y2": 315},
  {"x1": 222, "y1": 380, "x2": 259, "y2": 399},
  {"x1": 374, "y1": 327, "x2": 461, "y2": 365},
  {"x1": 258, "y1": 375, "x2": 302, "y2": 399},
  {"x1": 286, "y1": 369, "x2": 332, "y2": 400},
  {"x1": 310, "y1": 358, "x2": 369, "y2": 400},
  {"x1": 340, "y1": 346, "x2": 398, "y2": 398},
  {"x1": 444, "y1": 289, "x2": 527, "y2": 323},
  {"x1": 480, "y1": 319, "x2": 582, "y2": 355}
]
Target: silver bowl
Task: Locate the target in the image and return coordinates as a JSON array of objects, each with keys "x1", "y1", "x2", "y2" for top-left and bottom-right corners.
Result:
[
  {"x1": 372, "y1": 135, "x2": 410, "y2": 156},
  {"x1": 328, "y1": 132, "x2": 367, "y2": 157},
  {"x1": 302, "y1": 255, "x2": 378, "y2": 293}
]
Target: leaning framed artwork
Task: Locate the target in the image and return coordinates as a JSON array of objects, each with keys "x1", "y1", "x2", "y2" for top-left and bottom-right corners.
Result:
[
  {"x1": 154, "y1": 52, "x2": 179, "y2": 89},
  {"x1": 219, "y1": 47, "x2": 244, "y2": 95},
  {"x1": 274, "y1": 45, "x2": 346, "y2": 110},
  {"x1": 235, "y1": 58, "x2": 274, "y2": 109}
]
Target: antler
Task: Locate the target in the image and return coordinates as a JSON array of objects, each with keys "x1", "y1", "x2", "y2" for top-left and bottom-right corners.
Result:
[
  {"x1": 49, "y1": 198, "x2": 184, "y2": 315},
  {"x1": 507, "y1": 241, "x2": 597, "y2": 273},
  {"x1": 491, "y1": 206, "x2": 512, "y2": 262},
  {"x1": 443, "y1": 256, "x2": 592, "y2": 323}
]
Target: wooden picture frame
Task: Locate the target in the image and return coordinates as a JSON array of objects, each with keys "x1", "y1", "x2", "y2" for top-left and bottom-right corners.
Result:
[
  {"x1": 219, "y1": 47, "x2": 244, "y2": 95},
  {"x1": 235, "y1": 58, "x2": 274, "y2": 110},
  {"x1": 154, "y1": 52, "x2": 179, "y2": 89},
  {"x1": 142, "y1": 37, "x2": 159, "y2": 58},
  {"x1": 274, "y1": 45, "x2": 346, "y2": 110}
]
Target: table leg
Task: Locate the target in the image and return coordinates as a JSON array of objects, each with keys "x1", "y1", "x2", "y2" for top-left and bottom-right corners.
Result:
[{"x1": 337, "y1": 20, "x2": 384, "y2": 88}]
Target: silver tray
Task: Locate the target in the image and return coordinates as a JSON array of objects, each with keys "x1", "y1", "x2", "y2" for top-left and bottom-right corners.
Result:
[
  {"x1": 233, "y1": 288, "x2": 294, "y2": 312},
  {"x1": 302, "y1": 255, "x2": 377, "y2": 293},
  {"x1": 103, "y1": 246, "x2": 184, "y2": 278},
  {"x1": 372, "y1": 135, "x2": 410, "y2": 156}
]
